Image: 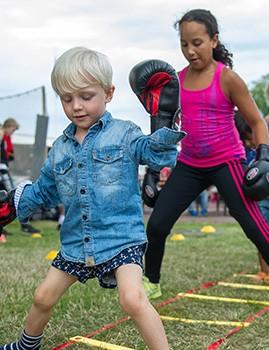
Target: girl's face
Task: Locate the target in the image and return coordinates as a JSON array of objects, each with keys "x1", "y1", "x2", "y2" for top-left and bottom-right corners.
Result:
[{"x1": 180, "y1": 21, "x2": 218, "y2": 70}]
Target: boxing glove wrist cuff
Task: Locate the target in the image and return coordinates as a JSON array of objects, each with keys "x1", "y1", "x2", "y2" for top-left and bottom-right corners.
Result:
[{"x1": 256, "y1": 144, "x2": 269, "y2": 160}]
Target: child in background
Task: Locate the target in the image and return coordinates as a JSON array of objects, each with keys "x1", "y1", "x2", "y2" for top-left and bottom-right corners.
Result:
[
  {"x1": 1, "y1": 118, "x2": 41, "y2": 235},
  {"x1": 235, "y1": 110, "x2": 269, "y2": 279},
  {"x1": 187, "y1": 189, "x2": 209, "y2": 217},
  {"x1": 0, "y1": 123, "x2": 6, "y2": 243},
  {"x1": 1, "y1": 118, "x2": 19, "y2": 166},
  {"x1": 0, "y1": 119, "x2": 17, "y2": 241},
  {"x1": 0, "y1": 47, "x2": 186, "y2": 350}
]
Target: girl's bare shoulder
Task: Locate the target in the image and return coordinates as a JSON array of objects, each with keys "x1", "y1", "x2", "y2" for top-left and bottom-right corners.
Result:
[
  {"x1": 221, "y1": 67, "x2": 248, "y2": 97},
  {"x1": 221, "y1": 67, "x2": 246, "y2": 87}
]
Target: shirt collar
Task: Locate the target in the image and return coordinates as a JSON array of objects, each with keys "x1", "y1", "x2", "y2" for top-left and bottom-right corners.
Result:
[{"x1": 62, "y1": 111, "x2": 112, "y2": 141}]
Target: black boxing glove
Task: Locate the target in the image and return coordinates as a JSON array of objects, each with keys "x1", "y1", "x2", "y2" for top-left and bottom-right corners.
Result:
[
  {"x1": 129, "y1": 59, "x2": 186, "y2": 207},
  {"x1": 0, "y1": 189, "x2": 17, "y2": 226},
  {"x1": 142, "y1": 168, "x2": 160, "y2": 208},
  {"x1": 129, "y1": 59, "x2": 182, "y2": 132},
  {"x1": 243, "y1": 144, "x2": 269, "y2": 201}
]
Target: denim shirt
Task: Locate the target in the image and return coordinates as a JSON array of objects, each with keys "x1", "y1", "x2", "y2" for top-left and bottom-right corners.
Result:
[{"x1": 16, "y1": 111, "x2": 185, "y2": 266}]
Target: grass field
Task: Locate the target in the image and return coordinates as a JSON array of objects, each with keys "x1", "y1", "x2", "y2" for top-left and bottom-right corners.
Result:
[{"x1": 1, "y1": 218, "x2": 269, "y2": 350}]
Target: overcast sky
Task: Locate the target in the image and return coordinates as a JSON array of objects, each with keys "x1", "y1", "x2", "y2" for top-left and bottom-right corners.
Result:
[{"x1": 0, "y1": 0, "x2": 268, "y2": 144}]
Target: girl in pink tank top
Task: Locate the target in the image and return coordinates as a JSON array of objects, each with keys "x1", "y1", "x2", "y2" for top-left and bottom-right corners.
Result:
[
  {"x1": 178, "y1": 62, "x2": 245, "y2": 167},
  {"x1": 144, "y1": 9, "x2": 269, "y2": 300}
]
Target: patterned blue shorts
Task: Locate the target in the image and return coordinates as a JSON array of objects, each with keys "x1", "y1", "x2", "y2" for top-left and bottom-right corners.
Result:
[{"x1": 51, "y1": 244, "x2": 146, "y2": 289}]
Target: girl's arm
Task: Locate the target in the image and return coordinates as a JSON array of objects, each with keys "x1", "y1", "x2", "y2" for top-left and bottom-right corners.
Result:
[{"x1": 222, "y1": 68, "x2": 269, "y2": 146}]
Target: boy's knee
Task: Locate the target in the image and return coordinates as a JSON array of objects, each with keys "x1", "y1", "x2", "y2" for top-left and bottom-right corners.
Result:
[
  {"x1": 33, "y1": 285, "x2": 57, "y2": 311},
  {"x1": 119, "y1": 289, "x2": 147, "y2": 316}
]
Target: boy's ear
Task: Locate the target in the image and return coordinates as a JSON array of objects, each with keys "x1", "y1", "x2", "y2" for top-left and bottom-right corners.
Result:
[{"x1": 105, "y1": 85, "x2": 115, "y2": 103}]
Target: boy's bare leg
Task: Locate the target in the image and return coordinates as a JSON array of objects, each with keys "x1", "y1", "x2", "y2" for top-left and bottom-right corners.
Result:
[
  {"x1": 25, "y1": 266, "x2": 77, "y2": 335},
  {"x1": 115, "y1": 264, "x2": 169, "y2": 350}
]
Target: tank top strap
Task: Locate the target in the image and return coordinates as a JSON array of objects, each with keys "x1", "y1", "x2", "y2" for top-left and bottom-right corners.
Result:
[
  {"x1": 178, "y1": 66, "x2": 188, "y2": 83},
  {"x1": 214, "y1": 62, "x2": 225, "y2": 82}
]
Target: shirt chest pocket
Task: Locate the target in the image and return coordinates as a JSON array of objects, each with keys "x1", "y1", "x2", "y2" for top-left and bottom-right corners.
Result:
[
  {"x1": 53, "y1": 157, "x2": 76, "y2": 196},
  {"x1": 92, "y1": 146, "x2": 124, "y2": 185}
]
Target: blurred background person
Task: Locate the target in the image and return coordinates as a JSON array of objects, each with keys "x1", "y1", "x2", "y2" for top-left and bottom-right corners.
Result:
[
  {"x1": 187, "y1": 189, "x2": 209, "y2": 217},
  {"x1": 0, "y1": 118, "x2": 41, "y2": 235}
]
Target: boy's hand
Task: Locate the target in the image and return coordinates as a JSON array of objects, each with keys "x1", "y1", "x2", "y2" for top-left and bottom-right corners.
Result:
[
  {"x1": 243, "y1": 144, "x2": 269, "y2": 200},
  {"x1": 129, "y1": 59, "x2": 181, "y2": 132},
  {"x1": 0, "y1": 190, "x2": 17, "y2": 226}
]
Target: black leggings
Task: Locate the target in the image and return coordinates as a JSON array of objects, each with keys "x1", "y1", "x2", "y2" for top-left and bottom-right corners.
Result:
[{"x1": 145, "y1": 160, "x2": 269, "y2": 283}]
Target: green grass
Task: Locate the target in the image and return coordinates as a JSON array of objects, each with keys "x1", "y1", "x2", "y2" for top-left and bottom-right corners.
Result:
[{"x1": 1, "y1": 219, "x2": 269, "y2": 349}]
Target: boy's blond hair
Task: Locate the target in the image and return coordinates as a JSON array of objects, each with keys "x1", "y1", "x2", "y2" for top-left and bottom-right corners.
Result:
[
  {"x1": 3, "y1": 118, "x2": 19, "y2": 130},
  {"x1": 51, "y1": 47, "x2": 113, "y2": 96}
]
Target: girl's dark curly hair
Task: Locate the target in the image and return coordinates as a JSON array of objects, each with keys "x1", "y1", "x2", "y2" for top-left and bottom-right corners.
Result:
[{"x1": 174, "y1": 9, "x2": 233, "y2": 69}]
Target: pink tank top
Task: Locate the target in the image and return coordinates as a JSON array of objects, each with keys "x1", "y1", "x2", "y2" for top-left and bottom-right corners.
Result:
[{"x1": 178, "y1": 62, "x2": 245, "y2": 167}]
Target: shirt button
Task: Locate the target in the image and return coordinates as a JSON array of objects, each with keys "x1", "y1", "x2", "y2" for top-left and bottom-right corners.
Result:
[
  {"x1": 80, "y1": 189, "x2": 86, "y2": 194},
  {"x1": 82, "y1": 215, "x2": 87, "y2": 220},
  {"x1": 78, "y1": 163, "x2": 83, "y2": 168},
  {"x1": 84, "y1": 237, "x2": 90, "y2": 243}
]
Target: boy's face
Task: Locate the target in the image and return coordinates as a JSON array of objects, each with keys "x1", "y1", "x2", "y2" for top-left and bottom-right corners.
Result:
[{"x1": 60, "y1": 84, "x2": 114, "y2": 134}]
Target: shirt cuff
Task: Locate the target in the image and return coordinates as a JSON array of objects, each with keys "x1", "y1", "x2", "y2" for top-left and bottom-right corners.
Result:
[{"x1": 150, "y1": 127, "x2": 187, "y2": 145}]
